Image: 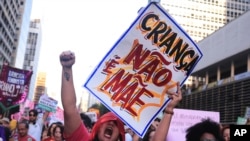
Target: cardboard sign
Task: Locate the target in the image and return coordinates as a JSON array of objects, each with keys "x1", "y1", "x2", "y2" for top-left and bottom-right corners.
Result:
[
  {"x1": 37, "y1": 94, "x2": 58, "y2": 112},
  {"x1": 84, "y1": 2, "x2": 203, "y2": 137},
  {"x1": 167, "y1": 108, "x2": 220, "y2": 141}
]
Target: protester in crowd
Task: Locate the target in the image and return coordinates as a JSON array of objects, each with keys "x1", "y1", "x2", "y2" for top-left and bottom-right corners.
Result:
[
  {"x1": 52, "y1": 124, "x2": 65, "y2": 141},
  {"x1": 43, "y1": 122, "x2": 57, "y2": 140},
  {"x1": 0, "y1": 117, "x2": 13, "y2": 141},
  {"x1": 131, "y1": 117, "x2": 161, "y2": 141},
  {"x1": 42, "y1": 121, "x2": 63, "y2": 141},
  {"x1": 185, "y1": 118, "x2": 224, "y2": 141},
  {"x1": 41, "y1": 126, "x2": 49, "y2": 141},
  {"x1": 142, "y1": 128, "x2": 156, "y2": 141},
  {"x1": 150, "y1": 82, "x2": 182, "y2": 141},
  {"x1": 221, "y1": 125, "x2": 230, "y2": 141},
  {"x1": 125, "y1": 126, "x2": 134, "y2": 141},
  {"x1": 27, "y1": 109, "x2": 49, "y2": 141},
  {"x1": 80, "y1": 112, "x2": 93, "y2": 133},
  {"x1": 246, "y1": 118, "x2": 250, "y2": 125},
  {"x1": 60, "y1": 50, "x2": 125, "y2": 141},
  {"x1": 17, "y1": 120, "x2": 36, "y2": 141},
  {"x1": 149, "y1": 117, "x2": 161, "y2": 131}
]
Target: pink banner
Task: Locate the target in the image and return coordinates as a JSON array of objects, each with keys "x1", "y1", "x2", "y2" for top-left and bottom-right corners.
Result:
[{"x1": 0, "y1": 65, "x2": 32, "y2": 109}]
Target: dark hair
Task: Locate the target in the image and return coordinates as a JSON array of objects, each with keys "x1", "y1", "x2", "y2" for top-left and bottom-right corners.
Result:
[
  {"x1": 29, "y1": 109, "x2": 38, "y2": 116},
  {"x1": 142, "y1": 128, "x2": 156, "y2": 141},
  {"x1": 154, "y1": 117, "x2": 161, "y2": 122},
  {"x1": 186, "y1": 118, "x2": 224, "y2": 141},
  {"x1": 80, "y1": 113, "x2": 92, "y2": 129},
  {"x1": 47, "y1": 122, "x2": 57, "y2": 137},
  {"x1": 18, "y1": 120, "x2": 29, "y2": 129},
  {"x1": 53, "y1": 124, "x2": 64, "y2": 139},
  {"x1": 221, "y1": 125, "x2": 230, "y2": 135}
]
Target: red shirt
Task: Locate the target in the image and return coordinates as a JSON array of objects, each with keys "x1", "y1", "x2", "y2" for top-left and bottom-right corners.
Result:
[
  {"x1": 18, "y1": 135, "x2": 36, "y2": 141},
  {"x1": 64, "y1": 123, "x2": 90, "y2": 141},
  {"x1": 42, "y1": 136, "x2": 54, "y2": 141}
]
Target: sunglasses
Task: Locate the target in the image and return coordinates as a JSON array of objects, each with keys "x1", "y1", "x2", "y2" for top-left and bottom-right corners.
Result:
[{"x1": 29, "y1": 114, "x2": 36, "y2": 117}]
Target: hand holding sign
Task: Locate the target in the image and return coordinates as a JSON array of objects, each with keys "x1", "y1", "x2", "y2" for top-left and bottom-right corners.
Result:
[
  {"x1": 152, "y1": 82, "x2": 182, "y2": 141},
  {"x1": 164, "y1": 82, "x2": 182, "y2": 113}
]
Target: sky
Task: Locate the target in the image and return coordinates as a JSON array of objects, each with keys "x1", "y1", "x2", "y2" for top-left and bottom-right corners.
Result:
[{"x1": 31, "y1": 0, "x2": 149, "y2": 106}]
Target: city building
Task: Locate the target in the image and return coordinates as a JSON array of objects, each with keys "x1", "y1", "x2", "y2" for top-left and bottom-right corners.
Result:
[
  {"x1": 161, "y1": 0, "x2": 250, "y2": 42},
  {"x1": 33, "y1": 72, "x2": 47, "y2": 104},
  {"x1": 11, "y1": 0, "x2": 33, "y2": 68},
  {"x1": 158, "y1": 0, "x2": 250, "y2": 91},
  {"x1": 24, "y1": 19, "x2": 42, "y2": 100},
  {"x1": 0, "y1": 0, "x2": 30, "y2": 68},
  {"x1": 180, "y1": 10, "x2": 250, "y2": 124}
]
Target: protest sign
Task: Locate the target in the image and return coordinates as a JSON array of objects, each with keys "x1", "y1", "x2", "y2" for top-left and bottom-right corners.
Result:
[
  {"x1": 84, "y1": 2, "x2": 203, "y2": 137},
  {"x1": 167, "y1": 108, "x2": 219, "y2": 141},
  {"x1": 37, "y1": 94, "x2": 58, "y2": 112},
  {"x1": 0, "y1": 64, "x2": 32, "y2": 110},
  {"x1": 237, "y1": 117, "x2": 247, "y2": 125}
]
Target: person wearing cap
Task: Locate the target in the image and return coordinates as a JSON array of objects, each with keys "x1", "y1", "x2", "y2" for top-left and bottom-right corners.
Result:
[
  {"x1": 0, "y1": 117, "x2": 10, "y2": 128},
  {"x1": 60, "y1": 50, "x2": 125, "y2": 141}
]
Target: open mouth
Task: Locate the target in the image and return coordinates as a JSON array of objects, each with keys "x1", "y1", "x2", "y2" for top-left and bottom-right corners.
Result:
[{"x1": 104, "y1": 127, "x2": 113, "y2": 138}]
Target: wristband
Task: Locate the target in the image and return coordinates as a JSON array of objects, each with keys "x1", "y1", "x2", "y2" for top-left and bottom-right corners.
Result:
[{"x1": 163, "y1": 109, "x2": 174, "y2": 115}]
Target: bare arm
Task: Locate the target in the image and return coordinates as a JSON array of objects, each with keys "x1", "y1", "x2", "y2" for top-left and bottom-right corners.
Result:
[
  {"x1": 152, "y1": 82, "x2": 182, "y2": 141},
  {"x1": 60, "y1": 51, "x2": 82, "y2": 135},
  {"x1": 42, "y1": 111, "x2": 50, "y2": 122}
]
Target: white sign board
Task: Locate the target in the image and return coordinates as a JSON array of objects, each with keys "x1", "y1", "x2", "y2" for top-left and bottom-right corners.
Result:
[
  {"x1": 167, "y1": 108, "x2": 220, "y2": 141},
  {"x1": 84, "y1": 2, "x2": 203, "y2": 137}
]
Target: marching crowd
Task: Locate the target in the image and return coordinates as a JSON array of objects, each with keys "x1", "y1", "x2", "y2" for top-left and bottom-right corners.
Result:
[{"x1": 1, "y1": 50, "x2": 250, "y2": 141}]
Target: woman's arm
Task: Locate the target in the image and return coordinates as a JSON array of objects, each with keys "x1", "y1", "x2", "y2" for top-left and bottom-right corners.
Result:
[
  {"x1": 59, "y1": 51, "x2": 82, "y2": 135},
  {"x1": 152, "y1": 82, "x2": 182, "y2": 141}
]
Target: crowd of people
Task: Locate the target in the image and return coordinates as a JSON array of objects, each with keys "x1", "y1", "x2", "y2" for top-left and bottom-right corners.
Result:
[{"x1": 0, "y1": 50, "x2": 250, "y2": 141}]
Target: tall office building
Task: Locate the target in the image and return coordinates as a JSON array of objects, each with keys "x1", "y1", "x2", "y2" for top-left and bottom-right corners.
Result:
[
  {"x1": 24, "y1": 19, "x2": 42, "y2": 101},
  {"x1": 160, "y1": 0, "x2": 250, "y2": 42},
  {"x1": 11, "y1": 0, "x2": 33, "y2": 68},
  {"x1": 180, "y1": 10, "x2": 250, "y2": 124},
  {"x1": 33, "y1": 72, "x2": 47, "y2": 104},
  {"x1": 0, "y1": 0, "x2": 33, "y2": 69}
]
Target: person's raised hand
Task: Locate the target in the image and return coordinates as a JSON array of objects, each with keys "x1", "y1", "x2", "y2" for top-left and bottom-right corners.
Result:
[
  {"x1": 165, "y1": 82, "x2": 182, "y2": 113},
  {"x1": 59, "y1": 51, "x2": 75, "y2": 69}
]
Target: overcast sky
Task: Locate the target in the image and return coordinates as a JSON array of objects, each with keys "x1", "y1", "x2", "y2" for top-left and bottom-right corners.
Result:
[{"x1": 31, "y1": 0, "x2": 149, "y2": 106}]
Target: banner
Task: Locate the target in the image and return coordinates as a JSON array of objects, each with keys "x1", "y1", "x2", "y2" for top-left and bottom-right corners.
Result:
[
  {"x1": 84, "y1": 2, "x2": 203, "y2": 137},
  {"x1": 0, "y1": 65, "x2": 32, "y2": 110}
]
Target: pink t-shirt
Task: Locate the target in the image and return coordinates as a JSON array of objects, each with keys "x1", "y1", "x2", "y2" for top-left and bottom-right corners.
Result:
[{"x1": 64, "y1": 123, "x2": 90, "y2": 141}]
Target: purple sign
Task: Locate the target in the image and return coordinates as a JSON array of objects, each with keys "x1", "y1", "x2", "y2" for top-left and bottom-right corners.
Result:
[{"x1": 0, "y1": 65, "x2": 33, "y2": 109}]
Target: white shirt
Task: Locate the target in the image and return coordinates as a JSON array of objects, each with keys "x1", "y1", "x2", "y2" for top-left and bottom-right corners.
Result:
[
  {"x1": 125, "y1": 133, "x2": 133, "y2": 141},
  {"x1": 28, "y1": 114, "x2": 44, "y2": 141}
]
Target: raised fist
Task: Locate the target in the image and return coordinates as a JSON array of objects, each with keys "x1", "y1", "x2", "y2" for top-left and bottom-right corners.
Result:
[{"x1": 59, "y1": 51, "x2": 75, "y2": 68}]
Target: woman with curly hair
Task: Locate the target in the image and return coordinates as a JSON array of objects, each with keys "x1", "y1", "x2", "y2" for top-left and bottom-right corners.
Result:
[{"x1": 186, "y1": 118, "x2": 224, "y2": 141}]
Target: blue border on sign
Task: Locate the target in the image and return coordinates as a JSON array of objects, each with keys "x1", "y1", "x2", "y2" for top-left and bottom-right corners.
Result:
[{"x1": 84, "y1": 2, "x2": 203, "y2": 137}]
